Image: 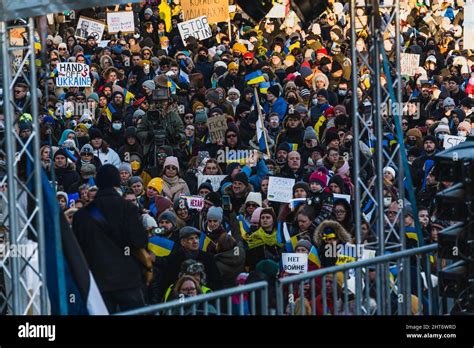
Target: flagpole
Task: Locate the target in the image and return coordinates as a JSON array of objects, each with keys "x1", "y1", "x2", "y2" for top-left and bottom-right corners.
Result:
[{"x1": 253, "y1": 86, "x2": 271, "y2": 158}]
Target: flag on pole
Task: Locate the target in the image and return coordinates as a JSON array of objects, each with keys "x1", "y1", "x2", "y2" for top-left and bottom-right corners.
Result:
[
  {"x1": 308, "y1": 245, "x2": 321, "y2": 268},
  {"x1": 199, "y1": 234, "x2": 213, "y2": 252},
  {"x1": 245, "y1": 70, "x2": 265, "y2": 85},
  {"x1": 148, "y1": 236, "x2": 174, "y2": 257}
]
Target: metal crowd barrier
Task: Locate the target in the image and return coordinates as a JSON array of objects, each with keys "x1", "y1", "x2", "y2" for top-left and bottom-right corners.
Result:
[
  {"x1": 117, "y1": 281, "x2": 268, "y2": 316},
  {"x1": 276, "y1": 244, "x2": 442, "y2": 315}
]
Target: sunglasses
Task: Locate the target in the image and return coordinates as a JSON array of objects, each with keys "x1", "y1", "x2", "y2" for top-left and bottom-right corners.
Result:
[
  {"x1": 185, "y1": 116, "x2": 194, "y2": 119},
  {"x1": 165, "y1": 165, "x2": 177, "y2": 170},
  {"x1": 186, "y1": 127, "x2": 194, "y2": 131},
  {"x1": 81, "y1": 153, "x2": 93, "y2": 156},
  {"x1": 227, "y1": 134, "x2": 237, "y2": 138},
  {"x1": 244, "y1": 58, "x2": 253, "y2": 61},
  {"x1": 59, "y1": 48, "x2": 67, "y2": 51}
]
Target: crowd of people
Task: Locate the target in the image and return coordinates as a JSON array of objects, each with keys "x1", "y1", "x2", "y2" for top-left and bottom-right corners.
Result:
[{"x1": 1, "y1": 0, "x2": 473, "y2": 314}]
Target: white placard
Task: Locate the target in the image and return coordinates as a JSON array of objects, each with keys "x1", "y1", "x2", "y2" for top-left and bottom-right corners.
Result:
[
  {"x1": 266, "y1": 3, "x2": 286, "y2": 18},
  {"x1": 443, "y1": 134, "x2": 466, "y2": 149},
  {"x1": 267, "y1": 176, "x2": 295, "y2": 203},
  {"x1": 56, "y1": 63, "x2": 91, "y2": 87},
  {"x1": 98, "y1": 40, "x2": 110, "y2": 48},
  {"x1": 465, "y1": 2, "x2": 474, "y2": 49},
  {"x1": 75, "y1": 16, "x2": 105, "y2": 41},
  {"x1": 333, "y1": 193, "x2": 351, "y2": 203},
  {"x1": 282, "y1": 253, "x2": 308, "y2": 274},
  {"x1": 183, "y1": 195, "x2": 204, "y2": 211},
  {"x1": 197, "y1": 174, "x2": 226, "y2": 192},
  {"x1": 107, "y1": 11, "x2": 135, "y2": 33},
  {"x1": 178, "y1": 16, "x2": 212, "y2": 45},
  {"x1": 400, "y1": 53, "x2": 420, "y2": 76}
]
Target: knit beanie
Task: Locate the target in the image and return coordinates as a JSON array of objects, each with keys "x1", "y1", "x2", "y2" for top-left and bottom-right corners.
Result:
[{"x1": 207, "y1": 206, "x2": 223, "y2": 222}]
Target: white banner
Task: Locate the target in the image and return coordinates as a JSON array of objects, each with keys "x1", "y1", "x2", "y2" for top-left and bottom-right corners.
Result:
[
  {"x1": 400, "y1": 53, "x2": 420, "y2": 76},
  {"x1": 196, "y1": 174, "x2": 227, "y2": 192},
  {"x1": 178, "y1": 16, "x2": 212, "y2": 45},
  {"x1": 443, "y1": 134, "x2": 466, "y2": 149},
  {"x1": 267, "y1": 176, "x2": 295, "y2": 203},
  {"x1": 282, "y1": 253, "x2": 308, "y2": 274},
  {"x1": 182, "y1": 195, "x2": 204, "y2": 211},
  {"x1": 107, "y1": 11, "x2": 135, "y2": 33},
  {"x1": 56, "y1": 63, "x2": 91, "y2": 87}
]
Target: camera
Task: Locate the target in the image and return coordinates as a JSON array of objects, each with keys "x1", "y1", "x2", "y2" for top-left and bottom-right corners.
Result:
[
  {"x1": 151, "y1": 227, "x2": 167, "y2": 235},
  {"x1": 152, "y1": 87, "x2": 170, "y2": 102},
  {"x1": 153, "y1": 128, "x2": 166, "y2": 148}
]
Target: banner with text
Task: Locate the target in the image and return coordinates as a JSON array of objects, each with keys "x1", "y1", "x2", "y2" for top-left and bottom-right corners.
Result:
[
  {"x1": 107, "y1": 11, "x2": 135, "y2": 33},
  {"x1": 181, "y1": 0, "x2": 229, "y2": 23},
  {"x1": 267, "y1": 176, "x2": 295, "y2": 203},
  {"x1": 56, "y1": 63, "x2": 91, "y2": 87},
  {"x1": 178, "y1": 16, "x2": 212, "y2": 45}
]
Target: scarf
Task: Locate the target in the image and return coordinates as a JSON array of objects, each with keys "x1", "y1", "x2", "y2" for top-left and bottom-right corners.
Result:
[
  {"x1": 247, "y1": 227, "x2": 282, "y2": 249},
  {"x1": 162, "y1": 174, "x2": 180, "y2": 185}
]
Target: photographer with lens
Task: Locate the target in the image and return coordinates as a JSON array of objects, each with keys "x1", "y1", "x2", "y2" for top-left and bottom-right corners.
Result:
[{"x1": 136, "y1": 75, "x2": 185, "y2": 167}]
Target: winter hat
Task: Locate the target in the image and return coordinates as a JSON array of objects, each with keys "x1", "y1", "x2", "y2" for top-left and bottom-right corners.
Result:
[
  {"x1": 118, "y1": 162, "x2": 132, "y2": 175},
  {"x1": 148, "y1": 177, "x2": 163, "y2": 193},
  {"x1": 195, "y1": 110, "x2": 208, "y2": 124},
  {"x1": 276, "y1": 142, "x2": 290, "y2": 153},
  {"x1": 96, "y1": 164, "x2": 121, "y2": 189},
  {"x1": 228, "y1": 61, "x2": 239, "y2": 71},
  {"x1": 80, "y1": 144, "x2": 94, "y2": 154},
  {"x1": 423, "y1": 135, "x2": 437, "y2": 144},
  {"x1": 207, "y1": 206, "x2": 223, "y2": 222},
  {"x1": 434, "y1": 122, "x2": 450, "y2": 135},
  {"x1": 316, "y1": 89, "x2": 329, "y2": 99},
  {"x1": 158, "y1": 210, "x2": 177, "y2": 226},
  {"x1": 143, "y1": 80, "x2": 156, "y2": 90},
  {"x1": 80, "y1": 163, "x2": 96, "y2": 179},
  {"x1": 383, "y1": 166, "x2": 396, "y2": 179},
  {"x1": 173, "y1": 197, "x2": 188, "y2": 211},
  {"x1": 198, "y1": 180, "x2": 214, "y2": 193},
  {"x1": 75, "y1": 123, "x2": 88, "y2": 134},
  {"x1": 300, "y1": 88, "x2": 311, "y2": 99},
  {"x1": 245, "y1": 192, "x2": 262, "y2": 207},
  {"x1": 133, "y1": 109, "x2": 146, "y2": 119},
  {"x1": 295, "y1": 104, "x2": 308, "y2": 114},
  {"x1": 334, "y1": 105, "x2": 347, "y2": 115},
  {"x1": 206, "y1": 89, "x2": 221, "y2": 104},
  {"x1": 267, "y1": 85, "x2": 281, "y2": 98},
  {"x1": 154, "y1": 196, "x2": 172, "y2": 217},
  {"x1": 250, "y1": 207, "x2": 263, "y2": 224},
  {"x1": 324, "y1": 132, "x2": 339, "y2": 145},
  {"x1": 309, "y1": 171, "x2": 328, "y2": 187},
  {"x1": 144, "y1": 8, "x2": 153, "y2": 16},
  {"x1": 406, "y1": 128, "x2": 423, "y2": 139},
  {"x1": 54, "y1": 148, "x2": 68, "y2": 160},
  {"x1": 142, "y1": 214, "x2": 158, "y2": 229},
  {"x1": 179, "y1": 226, "x2": 201, "y2": 239},
  {"x1": 228, "y1": 87, "x2": 241, "y2": 98},
  {"x1": 87, "y1": 93, "x2": 99, "y2": 103},
  {"x1": 163, "y1": 156, "x2": 179, "y2": 171},
  {"x1": 88, "y1": 128, "x2": 103, "y2": 140},
  {"x1": 56, "y1": 191, "x2": 68, "y2": 202},
  {"x1": 192, "y1": 101, "x2": 205, "y2": 113},
  {"x1": 233, "y1": 172, "x2": 249, "y2": 186},
  {"x1": 128, "y1": 176, "x2": 144, "y2": 186},
  {"x1": 292, "y1": 182, "x2": 310, "y2": 195},
  {"x1": 296, "y1": 239, "x2": 313, "y2": 252},
  {"x1": 256, "y1": 259, "x2": 279, "y2": 279},
  {"x1": 443, "y1": 97, "x2": 455, "y2": 107},
  {"x1": 303, "y1": 126, "x2": 317, "y2": 141},
  {"x1": 458, "y1": 121, "x2": 471, "y2": 133},
  {"x1": 204, "y1": 191, "x2": 222, "y2": 207}
]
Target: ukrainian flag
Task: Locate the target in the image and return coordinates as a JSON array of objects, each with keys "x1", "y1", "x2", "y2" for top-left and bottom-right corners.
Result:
[
  {"x1": 259, "y1": 81, "x2": 270, "y2": 94},
  {"x1": 245, "y1": 70, "x2": 265, "y2": 85},
  {"x1": 199, "y1": 234, "x2": 213, "y2": 252},
  {"x1": 148, "y1": 236, "x2": 174, "y2": 257},
  {"x1": 103, "y1": 103, "x2": 116, "y2": 122},
  {"x1": 168, "y1": 79, "x2": 180, "y2": 94},
  {"x1": 238, "y1": 215, "x2": 251, "y2": 241},
  {"x1": 123, "y1": 89, "x2": 135, "y2": 105},
  {"x1": 308, "y1": 245, "x2": 321, "y2": 268},
  {"x1": 335, "y1": 243, "x2": 357, "y2": 265},
  {"x1": 288, "y1": 143, "x2": 298, "y2": 151},
  {"x1": 406, "y1": 227, "x2": 419, "y2": 247}
]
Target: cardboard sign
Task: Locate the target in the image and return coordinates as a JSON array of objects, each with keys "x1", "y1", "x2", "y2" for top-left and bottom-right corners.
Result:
[
  {"x1": 196, "y1": 174, "x2": 226, "y2": 192},
  {"x1": 207, "y1": 114, "x2": 228, "y2": 144},
  {"x1": 267, "y1": 176, "x2": 295, "y2": 203},
  {"x1": 178, "y1": 16, "x2": 212, "y2": 45},
  {"x1": 181, "y1": 0, "x2": 229, "y2": 24},
  {"x1": 443, "y1": 135, "x2": 466, "y2": 149},
  {"x1": 75, "y1": 16, "x2": 105, "y2": 41},
  {"x1": 400, "y1": 53, "x2": 420, "y2": 76},
  {"x1": 282, "y1": 253, "x2": 308, "y2": 274},
  {"x1": 183, "y1": 195, "x2": 204, "y2": 211},
  {"x1": 56, "y1": 63, "x2": 91, "y2": 87},
  {"x1": 107, "y1": 11, "x2": 135, "y2": 33}
]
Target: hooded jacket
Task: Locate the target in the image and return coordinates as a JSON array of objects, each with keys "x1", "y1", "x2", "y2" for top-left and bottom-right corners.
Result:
[
  {"x1": 214, "y1": 243, "x2": 246, "y2": 288},
  {"x1": 313, "y1": 220, "x2": 352, "y2": 267}
]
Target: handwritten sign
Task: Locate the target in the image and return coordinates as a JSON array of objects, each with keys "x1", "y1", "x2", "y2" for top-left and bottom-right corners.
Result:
[
  {"x1": 107, "y1": 11, "x2": 135, "y2": 33},
  {"x1": 267, "y1": 176, "x2": 295, "y2": 203},
  {"x1": 182, "y1": 195, "x2": 204, "y2": 211},
  {"x1": 196, "y1": 174, "x2": 226, "y2": 192},
  {"x1": 56, "y1": 63, "x2": 91, "y2": 87},
  {"x1": 178, "y1": 16, "x2": 212, "y2": 45},
  {"x1": 400, "y1": 53, "x2": 420, "y2": 76},
  {"x1": 207, "y1": 114, "x2": 228, "y2": 144},
  {"x1": 181, "y1": 0, "x2": 229, "y2": 24},
  {"x1": 443, "y1": 135, "x2": 466, "y2": 149},
  {"x1": 75, "y1": 16, "x2": 105, "y2": 41},
  {"x1": 282, "y1": 253, "x2": 308, "y2": 274}
]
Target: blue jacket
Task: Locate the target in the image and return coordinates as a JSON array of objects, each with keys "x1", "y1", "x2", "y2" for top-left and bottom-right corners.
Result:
[
  {"x1": 220, "y1": 159, "x2": 269, "y2": 193},
  {"x1": 264, "y1": 97, "x2": 288, "y2": 122}
]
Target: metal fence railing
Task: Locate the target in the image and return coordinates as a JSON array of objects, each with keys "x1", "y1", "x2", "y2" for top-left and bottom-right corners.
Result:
[
  {"x1": 276, "y1": 244, "x2": 442, "y2": 315},
  {"x1": 116, "y1": 281, "x2": 268, "y2": 316}
]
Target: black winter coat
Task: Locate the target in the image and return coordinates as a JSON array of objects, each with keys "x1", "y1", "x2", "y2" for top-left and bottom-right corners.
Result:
[
  {"x1": 55, "y1": 165, "x2": 80, "y2": 193},
  {"x1": 72, "y1": 188, "x2": 148, "y2": 293}
]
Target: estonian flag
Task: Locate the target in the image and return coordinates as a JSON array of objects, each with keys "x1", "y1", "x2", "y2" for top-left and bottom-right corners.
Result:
[
  {"x1": 148, "y1": 236, "x2": 174, "y2": 257},
  {"x1": 245, "y1": 70, "x2": 265, "y2": 85},
  {"x1": 41, "y1": 170, "x2": 108, "y2": 315}
]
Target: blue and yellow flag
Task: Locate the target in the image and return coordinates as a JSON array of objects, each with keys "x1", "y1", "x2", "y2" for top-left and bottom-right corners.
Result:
[
  {"x1": 285, "y1": 235, "x2": 298, "y2": 252},
  {"x1": 148, "y1": 236, "x2": 174, "y2": 257},
  {"x1": 123, "y1": 89, "x2": 135, "y2": 104},
  {"x1": 335, "y1": 243, "x2": 357, "y2": 265},
  {"x1": 288, "y1": 143, "x2": 298, "y2": 151},
  {"x1": 259, "y1": 81, "x2": 270, "y2": 94},
  {"x1": 308, "y1": 245, "x2": 321, "y2": 268},
  {"x1": 238, "y1": 215, "x2": 251, "y2": 240},
  {"x1": 245, "y1": 70, "x2": 265, "y2": 85},
  {"x1": 103, "y1": 103, "x2": 116, "y2": 122},
  {"x1": 199, "y1": 234, "x2": 213, "y2": 252},
  {"x1": 406, "y1": 227, "x2": 419, "y2": 246}
]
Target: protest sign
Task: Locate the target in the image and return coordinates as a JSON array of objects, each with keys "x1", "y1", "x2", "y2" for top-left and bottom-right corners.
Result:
[
  {"x1": 267, "y1": 176, "x2": 295, "y2": 203},
  {"x1": 181, "y1": 0, "x2": 229, "y2": 23},
  {"x1": 282, "y1": 253, "x2": 308, "y2": 274},
  {"x1": 107, "y1": 11, "x2": 135, "y2": 33},
  {"x1": 207, "y1": 114, "x2": 228, "y2": 144},
  {"x1": 400, "y1": 53, "x2": 420, "y2": 76},
  {"x1": 196, "y1": 174, "x2": 226, "y2": 192},
  {"x1": 443, "y1": 135, "x2": 466, "y2": 149},
  {"x1": 178, "y1": 16, "x2": 212, "y2": 45},
  {"x1": 182, "y1": 195, "x2": 204, "y2": 211},
  {"x1": 75, "y1": 16, "x2": 105, "y2": 41},
  {"x1": 56, "y1": 63, "x2": 91, "y2": 87},
  {"x1": 266, "y1": 3, "x2": 286, "y2": 18}
]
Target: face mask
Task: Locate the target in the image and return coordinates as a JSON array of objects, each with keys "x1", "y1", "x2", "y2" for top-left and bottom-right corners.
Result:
[
  {"x1": 112, "y1": 123, "x2": 122, "y2": 131},
  {"x1": 338, "y1": 89, "x2": 347, "y2": 96},
  {"x1": 384, "y1": 197, "x2": 392, "y2": 207},
  {"x1": 408, "y1": 139, "x2": 417, "y2": 146},
  {"x1": 288, "y1": 97, "x2": 297, "y2": 104},
  {"x1": 84, "y1": 123, "x2": 92, "y2": 129},
  {"x1": 458, "y1": 131, "x2": 466, "y2": 137},
  {"x1": 312, "y1": 98, "x2": 318, "y2": 105},
  {"x1": 436, "y1": 133, "x2": 445, "y2": 141}
]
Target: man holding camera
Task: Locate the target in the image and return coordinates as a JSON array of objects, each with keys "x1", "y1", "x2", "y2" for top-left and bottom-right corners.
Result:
[{"x1": 136, "y1": 75, "x2": 185, "y2": 165}]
